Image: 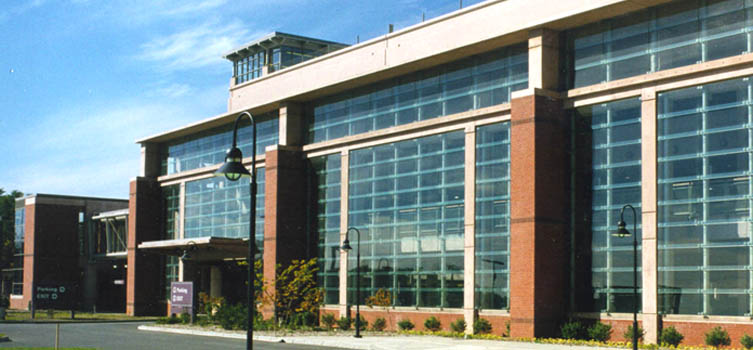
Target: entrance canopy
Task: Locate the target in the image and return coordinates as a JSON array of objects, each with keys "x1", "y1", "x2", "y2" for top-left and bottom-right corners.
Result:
[{"x1": 138, "y1": 237, "x2": 248, "y2": 262}]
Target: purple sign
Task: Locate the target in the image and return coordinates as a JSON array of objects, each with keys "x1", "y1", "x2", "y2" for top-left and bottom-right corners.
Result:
[{"x1": 170, "y1": 282, "x2": 193, "y2": 315}]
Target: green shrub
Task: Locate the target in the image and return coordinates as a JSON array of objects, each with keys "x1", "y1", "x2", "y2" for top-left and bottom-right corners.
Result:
[
  {"x1": 355, "y1": 315, "x2": 368, "y2": 331},
  {"x1": 155, "y1": 316, "x2": 178, "y2": 325},
  {"x1": 214, "y1": 303, "x2": 247, "y2": 330},
  {"x1": 397, "y1": 319, "x2": 415, "y2": 331},
  {"x1": 560, "y1": 320, "x2": 585, "y2": 340},
  {"x1": 587, "y1": 322, "x2": 612, "y2": 342},
  {"x1": 321, "y1": 313, "x2": 336, "y2": 330},
  {"x1": 450, "y1": 319, "x2": 466, "y2": 333},
  {"x1": 705, "y1": 326, "x2": 731, "y2": 349},
  {"x1": 741, "y1": 334, "x2": 753, "y2": 350},
  {"x1": 179, "y1": 312, "x2": 191, "y2": 324},
  {"x1": 288, "y1": 311, "x2": 318, "y2": 329},
  {"x1": 473, "y1": 318, "x2": 492, "y2": 335},
  {"x1": 659, "y1": 326, "x2": 684, "y2": 347},
  {"x1": 253, "y1": 317, "x2": 276, "y2": 331},
  {"x1": 371, "y1": 317, "x2": 386, "y2": 331},
  {"x1": 424, "y1": 316, "x2": 441, "y2": 332},
  {"x1": 336, "y1": 316, "x2": 351, "y2": 330},
  {"x1": 504, "y1": 321, "x2": 510, "y2": 337},
  {"x1": 623, "y1": 324, "x2": 645, "y2": 344}
]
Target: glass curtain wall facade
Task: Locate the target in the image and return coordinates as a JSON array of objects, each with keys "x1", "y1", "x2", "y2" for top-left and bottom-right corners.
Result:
[
  {"x1": 575, "y1": 98, "x2": 642, "y2": 313},
  {"x1": 566, "y1": 0, "x2": 753, "y2": 88},
  {"x1": 270, "y1": 46, "x2": 318, "y2": 73},
  {"x1": 657, "y1": 77, "x2": 752, "y2": 316},
  {"x1": 308, "y1": 45, "x2": 527, "y2": 144},
  {"x1": 163, "y1": 185, "x2": 180, "y2": 296},
  {"x1": 348, "y1": 131, "x2": 465, "y2": 308},
  {"x1": 184, "y1": 169, "x2": 266, "y2": 247},
  {"x1": 311, "y1": 154, "x2": 341, "y2": 305},
  {"x1": 475, "y1": 123, "x2": 511, "y2": 310},
  {"x1": 161, "y1": 113, "x2": 278, "y2": 175}
]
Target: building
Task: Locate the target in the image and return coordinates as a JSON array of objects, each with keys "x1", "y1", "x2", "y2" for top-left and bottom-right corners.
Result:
[
  {"x1": 6, "y1": 194, "x2": 129, "y2": 312},
  {"x1": 129, "y1": 0, "x2": 753, "y2": 345}
]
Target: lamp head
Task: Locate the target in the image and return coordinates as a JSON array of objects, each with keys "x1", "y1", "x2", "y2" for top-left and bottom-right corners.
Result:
[
  {"x1": 215, "y1": 147, "x2": 251, "y2": 181},
  {"x1": 179, "y1": 249, "x2": 192, "y2": 262},
  {"x1": 613, "y1": 220, "x2": 631, "y2": 238},
  {"x1": 341, "y1": 238, "x2": 353, "y2": 252}
]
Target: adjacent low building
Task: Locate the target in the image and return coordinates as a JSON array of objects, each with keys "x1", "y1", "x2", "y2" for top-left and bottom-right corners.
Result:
[{"x1": 6, "y1": 194, "x2": 128, "y2": 312}]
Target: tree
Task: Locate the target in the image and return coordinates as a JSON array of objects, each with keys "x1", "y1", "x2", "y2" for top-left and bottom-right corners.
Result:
[
  {"x1": 0, "y1": 189, "x2": 23, "y2": 271},
  {"x1": 269, "y1": 258, "x2": 323, "y2": 326}
]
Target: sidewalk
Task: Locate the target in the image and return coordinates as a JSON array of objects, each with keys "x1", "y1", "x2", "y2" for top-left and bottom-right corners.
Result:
[{"x1": 139, "y1": 325, "x2": 623, "y2": 350}]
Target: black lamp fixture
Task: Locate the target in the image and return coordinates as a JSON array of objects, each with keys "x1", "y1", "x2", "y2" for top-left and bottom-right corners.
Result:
[
  {"x1": 179, "y1": 241, "x2": 198, "y2": 262},
  {"x1": 340, "y1": 227, "x2": 362, "y2": 338},
  {"x1": 614, "y1": 204, "x2": 638, "y2": 350},
  {"x1": 214, "y1": 111, "x2": 257, "y2": 350}
]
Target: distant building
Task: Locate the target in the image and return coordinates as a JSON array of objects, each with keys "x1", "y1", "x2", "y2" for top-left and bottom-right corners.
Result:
[
  {"x1": 6, "y1": 194, "x2": 128, "y2": 312},
  {"x1": 121, "y1": 0, "x2": 753, "y2": 345}
]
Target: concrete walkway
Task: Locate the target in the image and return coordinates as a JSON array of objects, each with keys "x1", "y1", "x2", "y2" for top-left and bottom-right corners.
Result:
[{"x1": 139, "y1": 325, "x2": 624, "y2": 350}]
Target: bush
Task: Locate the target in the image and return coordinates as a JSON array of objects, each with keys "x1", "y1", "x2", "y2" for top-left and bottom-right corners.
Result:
[
  {"x1": 336, "y1": 316, "x2": 351, "y2": 331},
  {"x1": 179, "y1": 312, "x2": 191, "y2": 324},
  {"x1": 288, "y1": 311, "x2": 318, "y2": 329},
  {"x1": 741, "y1": 334, "x2": 753, "y2": 350},
  {"x1": 504, "y1": 321, "x2": 510, "y2": 337},
  {"x1": 659, "y1": 326, "x2": 684, "y2": 347},
  {"x1": 397, "y1": 319, "x2": 415, "y2": 331},
  {"x1": 321, "y1": 313, "x2": 336, "y2": 330},
  {"x1": 371, "y1": 317, "x2": 386, "y2": 331},
  {"x1": 473, "y1": 318, "x2": 492, "y2": 335},
  {"x1": 355, "y1": 315, "x2": 368, "y2": 331},
  {"x1": 561, "y1": 320, "x2": 585, "y2": 340},
  {"x1": 624, "y1": 324, "x2": 645, "y2": 344},
  {"x1": 587, "y1": 322, "x2": 612, "y2": 342},
  {"x1": 705, "y1": 326, "x2": 731, "y2": 349},
  {"x1": 214, "y1": 303, "x2": 247, "y2": 330},
  {"x1": 156, "y1": 315, "x2": 180, "y2": 325},
  {"x1": 0, "y1": 296, "x2": 9, "y2": 308},
  {"x1": 450, "y1": 319, "x2": 466, "y2": 333},
  {"x1": 424, "y1": 316, "x2": 441, "y2": 332}
]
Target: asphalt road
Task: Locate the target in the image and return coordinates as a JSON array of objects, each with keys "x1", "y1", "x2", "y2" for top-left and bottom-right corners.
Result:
[{"x1": 0, "y1": 322, "x2": 344, "y2": 350}]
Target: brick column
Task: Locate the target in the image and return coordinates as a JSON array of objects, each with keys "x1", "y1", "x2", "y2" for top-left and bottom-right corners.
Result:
[
  {"x1": 509, "y1": 88, "x2": 569, "y2": 338},
  {"x1": 126, "y1": 177, "x2": 164, "y2": 316},
  {"x1": 262, "y1": 145, "x2": 308, "y2": 317}
]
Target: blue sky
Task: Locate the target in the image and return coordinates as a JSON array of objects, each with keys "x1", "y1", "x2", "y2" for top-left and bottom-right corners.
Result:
[{"x1": 0, "y1": 0, "x2": 484, "y2": 199}]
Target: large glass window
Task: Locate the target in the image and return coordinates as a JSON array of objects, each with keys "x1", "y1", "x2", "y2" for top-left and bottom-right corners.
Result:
[
  {"x1": 348, "y1": 131, "x2": 465, "y2": 308},
  {"x1": 92, "y1": 217, "x2": 127, "y2": 255},
  {"x1": 234, "y1": 51, "x2": 265, "y2": 84},
  {"x1": 163, "y1": 185, "x2": 180, "y2": 297},
  {"x1": 475, "y1": 123, "x2": 510, "y2": 310},
  {"x1": 161, "y1": 113, "x2": 278, "y2": 175},
  {"x1": 575, "y1": 98, "x2": 642, "y2": 313},
  {"x1": 308, "y1": 44, "x2": 527, "y2": 144},
  {"x1": 14, "y1": 207, "x2": 24, "y2": 251},
  {"x1": 310, "y1": 154, "x2": 341, "y2": 305},
  {"x1": 566, "y1": 0, "x2": 753, "y2": 88},
  {"x1": 658, "y1": 77, "x2": 752, "y2": 316},
  {"x1": 184, "y1": 169, "x2": 265, "y2": 246},
  {"x1": 11, "y1": 207, "x2": 24, "y2": 295}
]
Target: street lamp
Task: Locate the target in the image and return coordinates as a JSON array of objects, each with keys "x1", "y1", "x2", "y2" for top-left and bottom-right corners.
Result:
[
  {"x1": 614, "y1": 204, "x2": 638, "y2": 350},
  {"x1": 215, "y1": 111, "x2": 257, "y2": 350},
  {"x1": 340, "y1": 227, "x2": 362, "y2": 338}
]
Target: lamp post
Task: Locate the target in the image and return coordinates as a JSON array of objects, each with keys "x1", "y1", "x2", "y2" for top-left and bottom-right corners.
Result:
[
  {"x1": 340, "y1": 227, "x2": 362, "y2": 338},
  {"x1": 614, "y1": 204, "x2": 638, "y2": 350},
  {"x1": 215, "y1": 111, "x2": 257, "y2": 350}
]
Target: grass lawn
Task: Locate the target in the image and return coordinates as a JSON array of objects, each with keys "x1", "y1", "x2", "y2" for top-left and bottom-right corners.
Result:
[{"x1": 4, "y1": 310, "x2": 157, "y2": 322}]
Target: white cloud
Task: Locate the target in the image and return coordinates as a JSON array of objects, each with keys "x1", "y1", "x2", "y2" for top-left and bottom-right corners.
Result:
[{"x1": 137, "y1": 20, "x2": 262, "y2": 72}]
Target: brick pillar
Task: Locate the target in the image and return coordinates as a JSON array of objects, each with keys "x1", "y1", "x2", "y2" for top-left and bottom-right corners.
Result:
[
  {"x1": 21, "y1": 203, "x2": 34, "y2": 310},
  {"x1": 126, "y1": 177, "x2": 164, "y2": 316},
  {"x1": 509, "y1": 88, "x2": 569, "y2": 338},
  {"x1": 262, "y1": 145, "x2": 308, "y2": 317}
]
